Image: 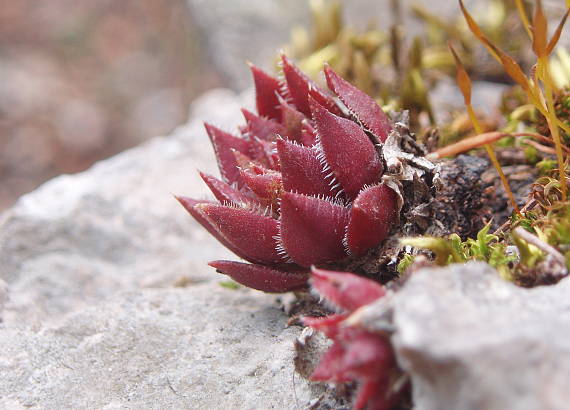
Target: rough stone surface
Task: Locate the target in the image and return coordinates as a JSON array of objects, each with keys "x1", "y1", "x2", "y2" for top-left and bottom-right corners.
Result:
[
  {"x1": 392, "y1": 262, "x2": 570, "y2": 410},
  {"x1": 0, "y1": 285, "x2": 309, "y2": 409},
  {"x1": 0, "y1": 88, "x2": 314, "y2": 408},
  {"x1": 0, "y1": 88, "x2": 251, "y2": 327}
]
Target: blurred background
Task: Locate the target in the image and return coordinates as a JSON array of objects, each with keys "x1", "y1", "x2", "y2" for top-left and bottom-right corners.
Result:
[
  {"x1": 0, "y1": 0, "x2": 431, "y2": 210},
  {"x1": 0, "y1": 0, "x2": 222, "y2": 210},
  {"x1": 1, "y1": 0, "x2": 567, "y2": 210}
]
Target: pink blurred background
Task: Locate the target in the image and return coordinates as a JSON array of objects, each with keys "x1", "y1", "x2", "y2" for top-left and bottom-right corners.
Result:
[{"x1": 0, "y1": 0, "x2": 222, "y2": 210}]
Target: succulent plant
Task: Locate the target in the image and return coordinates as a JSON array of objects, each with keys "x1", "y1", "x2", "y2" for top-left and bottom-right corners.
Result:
[
  {"x1": 177, "y1": 55, "x2": 398, "y2": 292},
  {"x1": 304, "y1": 267, "x2": 406, "y2": 410}
]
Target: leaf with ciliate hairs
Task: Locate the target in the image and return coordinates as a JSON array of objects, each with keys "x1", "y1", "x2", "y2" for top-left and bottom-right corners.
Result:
[
  {"x1": 199, "y1": 172, "x2": 253, "y2": 205},
  {"x1": 240, "y1": 108, "x2": 285, "y2": 141},
  {"x1": 324, "y1": 64, "x2": 391, "y2": 142},
  {"x1": 310, "y1": 267, "x2": 385, "y2": 311},
  {"x1": 345, "y1": 184, "x2": 398, "y2": 256},
  {"x1": 177, "y1": 57, "x2": 402, "y2": 294},
  {"x1": 249, "y1": 63, "x2": 283, "y2": 121},
  {"x1": 300, "y1": 121, "x2": 318, "y2": 146},
  {"x1": 277, "y1": 138, "x2": 333, "y2": 197},
  {"x1": 278, "y1": 97, "x2": 305, "y2": 143},
  {"x1": 280, "y1": 54, "x2": 339, "y2": 117},
  {"x1": 239, "y1": 167, "x2": 282, "y2": 208},
  {"x1": 204, "y1": 123, "x2": 251, "y2": 185},
  {"x1": 209, "y1": 260, "x2": 308, "y2": 292},
  {"x1": 176, "y1": 197, "x2": 244, "y2": 256},
  {"x1": 280, "y1": 54, "x2": 316, "y2": 117},
  {"x1": 312, "y1": 99, "x2": 383, "y2": 200},
  {"x1": 279, "y1": 192, "x2": 349, "y2": 267},
  {"x1": 242, "y1": 138, "x2": 279, "y2": 170},
  {"x1": 194, "y1": 203, "x2": 283, "y2": 265}
]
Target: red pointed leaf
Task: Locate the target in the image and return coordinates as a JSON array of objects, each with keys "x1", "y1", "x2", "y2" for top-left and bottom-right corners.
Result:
[
  {"x1": 346, "y1": 184, "x2": 397, "y2": 255},
  {"x1": 209, "y1": 260, "x2": 308, "y2": 292},
  {"x1": 311, "y1": 342, "x2": 351, "y2": 382},
  {"x1": 325, "y1": 65, "x2": 392, "y2": 142},
  {"x1": 195, "y1": 203, "x2": 282, "y2": 265},
  {"x1": 199, "y1": 172, "x2": 253, "y2": 205},
  {"x1": 281, "y1": 54, "x2": 313, "y2": 116},
  {"x1": 278, "y1": 97, "x2": 306, "y2": 143},
  {"x1": 241, "y1": 108, "x2": 285, "y2": 141},
  {"x1": 308, "y1": 83, "x2": 344, "y2": 117},
  {"x1": 236, "y1": 138, "x2": 273, "y2": 170},
  {"x1": 279, "y1": 192, "x2": 349, "y2": 267},
  {"x1": 312, "y1": 100, "x2": 383, "y2": 199},
  {"x1": 311, "y1": 268, "x2": 385, "y2": 311},
  {"x1": 239, "y1": 168, "x2": 283, "y2": 207},
  {"x1": 354, "y1": 377, "x2": 392, "y2": 410},
  {"x1": 176, "y1": 196, "x2": 242, "y2": 255},
  {"x1": 303, "y1": 314, "x2": 348, "y2": 339},
  {"x1": 277, "y1": 139, "x2": 333, "y2": 197},
  {"x1": 281, "y1": 54, "x2": 337, "y2": 118},
  {"x1": 311, "y1": 343, "x2": 350, "y2": 383},
  {"x1": 343, "y1": 333, "x2": 394, "y2": 379},
  {"x1": 249, "y1": 63, "x2": 283, "y2": 120},
  {"x1": 301, "y1": 121, "x2": 318, "y2": 146},
  {"x1": 204, "y1": 123, "x2": 251, "y2": 185}
]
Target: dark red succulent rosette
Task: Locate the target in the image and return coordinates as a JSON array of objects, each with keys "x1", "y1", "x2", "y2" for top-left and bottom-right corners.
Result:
[
  {"x1": 304, "y1": 268, "x2": 407, "y2": 410},
  {"x1": 178, "y1": 55, "x2": 398, "y2": 292}
]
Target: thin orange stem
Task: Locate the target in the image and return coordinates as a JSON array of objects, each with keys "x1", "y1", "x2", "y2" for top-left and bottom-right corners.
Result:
[
  {"x1": 513, "y1": 132, "x2": 570, "y2": 154},
  {"x1": 522, "y1": 139, "x2": 557, "y2": 155},
  {"x1": 465, "y1": 105, "x2": 520, "y2": 214},
  {"x1": 429, "y1": 131, "x2": 570, "y2": 159},
  {"x1": 539, "y1": 56, "x2": 568, "y2": 201}
]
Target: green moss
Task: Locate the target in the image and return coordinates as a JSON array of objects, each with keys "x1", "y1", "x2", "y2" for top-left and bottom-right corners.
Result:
[
  {"x1": 397, "y1": 253, "x2": 415, "y2": 274},
  {"x1": 219, "y1": 280, "x2": 241, "y2": 290},
  {"x1": 400, "y1": 222, "x2": 517, "y2": 277}
]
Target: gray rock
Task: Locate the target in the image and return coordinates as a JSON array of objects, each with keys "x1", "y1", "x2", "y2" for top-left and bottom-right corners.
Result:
[
  {"x1": 392, "y1": 262, "x2": 570, "y2": 410},
  {"x1": 0, "y1": 88, "x2": 250, "y2": 327},
  {"x1": 0, "y1": 279, "x2": 7, "y2": 322},
  {"x1": 0, "y1": 284, "x2": 311, "y2": 409},
  {"x1": 0, "y1": 87, "x2": 316, "y2": 408}
]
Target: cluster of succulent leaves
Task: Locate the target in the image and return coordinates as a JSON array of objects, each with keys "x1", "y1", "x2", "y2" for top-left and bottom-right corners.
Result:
[
  {"x1": 281, "y1": 0, "x2": 570, "y2": 286},
  {"x1": 177, "y1": 55, "x2": 400, "y2": 293},
  {"x1": 303, "y1": 268, "x2": 406, "y2": 410},
  {"x1": 177, "y1": 1, "x2": 570, "y2": 409},
  {"x1": 176, "y1": 55, "x2": 411, "y2": 409}
]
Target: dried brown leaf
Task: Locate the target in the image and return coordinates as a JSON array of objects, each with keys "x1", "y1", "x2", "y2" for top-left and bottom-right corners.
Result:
[
  {"x1": 483, "y1": 39, "x2": 531, "y2": 91},
  {"x1": 448, "y1": 42, "x2": 471, "y2": 105},
  {"x1": 546, "y1": 9, "x2": 570, "y2": 55},
  {"x1": 532, "y1": 0, "x2": 548, "y2": 58}
]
